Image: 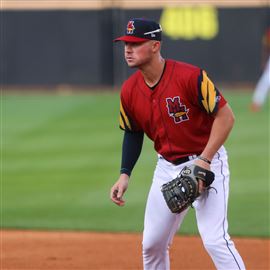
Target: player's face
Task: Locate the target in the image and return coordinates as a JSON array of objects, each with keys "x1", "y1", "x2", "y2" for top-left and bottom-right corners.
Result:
[{"x1": 124, "y1": 41, "x2": 156, "y2": 68}]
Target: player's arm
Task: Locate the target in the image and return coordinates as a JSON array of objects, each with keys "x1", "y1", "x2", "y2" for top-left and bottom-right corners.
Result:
[
  {"x1": 110, "y1": 95, "x2": 144, "y2": 206},
  {"x1": 192, "y1": 69, "x2": 235, "y2": 192}
]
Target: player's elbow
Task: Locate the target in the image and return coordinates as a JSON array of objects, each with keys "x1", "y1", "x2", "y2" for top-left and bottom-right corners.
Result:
[
  {"x1": 220, "y1": 104, "x2": 235, "y2": 127},
  {"x1": 227, "y1": 110, "x2": 235, "y2": 129}
]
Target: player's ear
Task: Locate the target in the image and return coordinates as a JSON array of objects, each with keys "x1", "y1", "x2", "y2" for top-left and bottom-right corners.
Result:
[{"x1": 152, "y1": 41, "x2": 161, "y2": 52}]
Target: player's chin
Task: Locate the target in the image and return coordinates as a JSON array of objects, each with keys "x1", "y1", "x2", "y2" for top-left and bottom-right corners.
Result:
[
  {"x1": 125, "y1": 58, "x2": 137, "y2": 67},
  {"x1": 126, "y1": 61, "x2": 137, "y2": 68}
]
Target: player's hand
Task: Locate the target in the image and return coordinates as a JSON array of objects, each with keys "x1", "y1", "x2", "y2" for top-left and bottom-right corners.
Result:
[
  {"x1": 194, "y1": 158, "x2": 211, "y2": 194},
  {"x1": 110, "y1": 174, "x2": 129, "y2": 206}
]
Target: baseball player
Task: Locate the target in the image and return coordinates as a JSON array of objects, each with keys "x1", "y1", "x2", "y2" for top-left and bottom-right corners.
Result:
[{"x1": 110, "y1": 18, "x2": 246, "y2": 270}]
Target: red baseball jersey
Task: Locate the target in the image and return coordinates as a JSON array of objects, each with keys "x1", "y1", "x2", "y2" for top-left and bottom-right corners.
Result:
[{"x1": 119, "y1": 59, "x2": 227, "y2": 163}]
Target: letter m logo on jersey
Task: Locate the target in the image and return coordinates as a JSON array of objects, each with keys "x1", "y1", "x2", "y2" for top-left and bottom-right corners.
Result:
[{"x1": 166, "y1": 96, "x2": 189, "y2": 124}]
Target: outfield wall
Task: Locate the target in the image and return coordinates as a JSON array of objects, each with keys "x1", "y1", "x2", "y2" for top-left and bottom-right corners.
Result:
[{"x1": 1, "y1": 2, "x2": 270, "y2": 87}]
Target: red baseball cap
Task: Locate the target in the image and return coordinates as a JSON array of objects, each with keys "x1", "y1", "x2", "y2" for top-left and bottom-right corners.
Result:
[{"x1": 114, "y1": 18, "x2": 162, "y2": 43}]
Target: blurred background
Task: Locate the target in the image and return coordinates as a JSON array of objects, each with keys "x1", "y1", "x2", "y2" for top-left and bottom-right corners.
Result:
[
  {"x1": 2, "y1": 0, "x2": 270, "y2": 87},
  {"x1": 1, "y1": 0, "x2": 270, "y2": 237}
]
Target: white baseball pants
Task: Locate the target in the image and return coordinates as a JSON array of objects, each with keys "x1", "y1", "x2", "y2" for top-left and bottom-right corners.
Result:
[{"x1": 142, "y1": 146, "x2": 246, "y2": 270}]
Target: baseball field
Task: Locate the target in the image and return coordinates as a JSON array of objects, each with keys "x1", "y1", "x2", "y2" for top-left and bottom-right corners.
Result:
[{"x1": 2, "y1": 89, "x2": 270, "y2": 269}]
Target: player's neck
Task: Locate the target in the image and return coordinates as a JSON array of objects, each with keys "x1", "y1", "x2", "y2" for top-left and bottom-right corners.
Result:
[{"x1": 140, "y1": 56, "x2": 165, "y2": 88}]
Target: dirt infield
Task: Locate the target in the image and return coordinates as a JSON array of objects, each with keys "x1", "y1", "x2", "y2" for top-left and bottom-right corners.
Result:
[{"x1": 2, "y1": 230, "x2": 269, "y2": 270}]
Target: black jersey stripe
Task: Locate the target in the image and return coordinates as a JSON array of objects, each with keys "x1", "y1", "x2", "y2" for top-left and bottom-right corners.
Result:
[
  {"x1": 120, "y1": 112, "x2": 132, "y2": 132},
  {"x1": 120, "y1": 101, "x2": 132, "y2": 131}
]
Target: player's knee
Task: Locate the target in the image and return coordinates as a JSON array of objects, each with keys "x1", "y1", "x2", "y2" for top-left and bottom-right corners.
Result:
[
  {"x1": 142, "y1": 239, "x2": 167, "y2": 258},
  {"x1": 203, "y1": 238, "x2": 234, "y2": 255},
  {"x1": 203, "y1": 241, "x2": 220, "y2": 254}
]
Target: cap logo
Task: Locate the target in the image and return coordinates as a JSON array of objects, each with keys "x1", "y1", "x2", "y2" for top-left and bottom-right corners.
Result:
[{"x1": 126, "y1": 20, "x2": 135, "y2": 34}]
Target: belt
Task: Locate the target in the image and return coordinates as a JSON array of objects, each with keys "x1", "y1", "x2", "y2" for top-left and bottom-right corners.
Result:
[{"x1": 160, "y1": 154, "x2": 198, "y2": 165}]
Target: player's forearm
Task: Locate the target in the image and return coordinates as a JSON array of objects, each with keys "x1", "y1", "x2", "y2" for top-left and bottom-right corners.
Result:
[
  {"x1": 120, "y1": 131, "x2": 144, "y2": 176},
  {"x1": 201, "y1": 104, "x2": 235, "y2": 161}
]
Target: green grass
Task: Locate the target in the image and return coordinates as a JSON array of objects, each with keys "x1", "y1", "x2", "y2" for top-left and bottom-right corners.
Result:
[{"x1": 1, "y1": 90, "x2": 269, "y2": 237}]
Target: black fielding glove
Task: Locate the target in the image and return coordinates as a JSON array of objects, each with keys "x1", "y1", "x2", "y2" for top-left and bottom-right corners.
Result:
[{"x1": 161, "y1": 164, "x2": 215, "y2": 214}]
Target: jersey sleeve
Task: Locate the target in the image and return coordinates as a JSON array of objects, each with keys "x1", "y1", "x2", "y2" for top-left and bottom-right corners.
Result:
[{"x1": 194, "y1": 69, "x2": 227, "y2": 114}]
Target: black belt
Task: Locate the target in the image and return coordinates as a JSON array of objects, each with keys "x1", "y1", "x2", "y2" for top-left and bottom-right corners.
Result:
[{"x1": 160, "y1": 155, "x2": 198, "y2": 165}]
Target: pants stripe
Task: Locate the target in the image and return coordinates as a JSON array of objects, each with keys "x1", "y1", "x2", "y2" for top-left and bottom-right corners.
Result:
[{"x1": 218, "y1": 151, "x2": 241, "y2": 270}]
